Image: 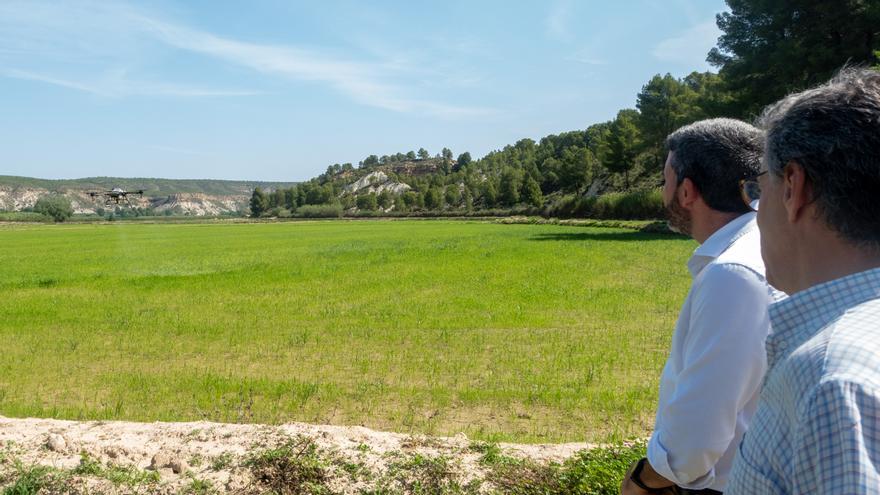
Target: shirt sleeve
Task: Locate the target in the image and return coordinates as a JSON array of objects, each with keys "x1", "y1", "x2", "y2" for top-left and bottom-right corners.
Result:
[
  {"x1": 648, "y1": 263, "x2": 770, "y2": 488},
  {"x1": 791, "y1": 379, "x2": 880, "y2": 494}
]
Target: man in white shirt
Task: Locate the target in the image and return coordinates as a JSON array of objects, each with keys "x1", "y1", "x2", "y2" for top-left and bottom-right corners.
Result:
[{"x1": 621, "y1": 119, "x2": 773, "y2": 495}]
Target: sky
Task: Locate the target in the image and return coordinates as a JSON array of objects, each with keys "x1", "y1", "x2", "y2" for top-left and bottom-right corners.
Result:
[{"x1": 0, "y1": 0, "x2": 728, "y2": 182}]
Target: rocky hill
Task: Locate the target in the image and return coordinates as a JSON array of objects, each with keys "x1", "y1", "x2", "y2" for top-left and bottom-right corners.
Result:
[{"x1": 0, "y1": 176, "x2": 298, "y2": 216}]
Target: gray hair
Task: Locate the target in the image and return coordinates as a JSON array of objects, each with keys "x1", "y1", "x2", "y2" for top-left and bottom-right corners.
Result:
[
  {"x1": 665, "y1": 118, "x2": 764, "y2": 213},
  {"x1": 759, "y1": 67, "x2": 880, "y2": 250}
]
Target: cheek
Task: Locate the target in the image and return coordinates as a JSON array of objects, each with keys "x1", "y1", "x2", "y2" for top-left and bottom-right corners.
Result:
[
  {"x1": 756, "y1": 197, "x2": 783, "y2": 280},
  {"x1": 662, "y1": 182, "x2": 674, "y2": 204}
]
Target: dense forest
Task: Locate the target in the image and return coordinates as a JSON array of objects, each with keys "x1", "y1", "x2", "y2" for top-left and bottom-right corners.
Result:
[{"x1": 251, "y1": 0, "x2": 879, "y2": 219}]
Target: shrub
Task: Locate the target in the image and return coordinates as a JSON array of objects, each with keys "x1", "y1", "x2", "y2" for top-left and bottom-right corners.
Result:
[
  {"x1": 296, "y1": 204, "x2": 343, "y2": 218},
  {"x1": 32, "y1": 195, "x2": 74, "y2": 222},
  {"x1": 545, "y1": 189, "x2": 664, "y2": 220},
  {"x1": 244, "y1": 437, "x2": 331, "y2": 494},
  {"x1": 0, "y1": 211, "x2": 52, "y2": 223},
  {"x1": 356, "y1": 193, "x2": 378, "y2": 211},
  {"x1": 592, "y1": 190, "x2": 664, "y2": 220},
  {"x1": 266, "y1": 207, "x2": 292, "y2": 218}
]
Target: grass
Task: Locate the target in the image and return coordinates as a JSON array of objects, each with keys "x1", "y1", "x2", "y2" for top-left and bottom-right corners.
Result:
[{"x1": 0, "y1": 220, "x2": 693, "y2": 443}]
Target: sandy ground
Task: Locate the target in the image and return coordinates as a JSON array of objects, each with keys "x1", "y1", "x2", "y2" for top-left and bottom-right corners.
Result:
[{"x1": 0, "y1": 416, "x2": 594, "y2": 493}]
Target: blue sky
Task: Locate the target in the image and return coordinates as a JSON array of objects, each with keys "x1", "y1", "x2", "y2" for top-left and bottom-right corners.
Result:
[{"x1": 0, "y1": 0, "x2": 727, "y2": 181}]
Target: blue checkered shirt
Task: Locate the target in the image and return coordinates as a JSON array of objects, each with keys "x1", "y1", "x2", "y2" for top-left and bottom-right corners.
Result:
[{"x1": 727, "y1": 267, "x2": 880, "y2": 494}]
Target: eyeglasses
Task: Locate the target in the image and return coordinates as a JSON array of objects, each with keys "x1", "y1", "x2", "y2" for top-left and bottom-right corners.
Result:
[{"x1": 739, "y1": 170, "x2": 768, "y2": 209}]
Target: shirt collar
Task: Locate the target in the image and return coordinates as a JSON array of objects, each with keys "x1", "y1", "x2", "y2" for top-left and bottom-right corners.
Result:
[
  {"x1": 765, "y1": 267, "x2": 880, "y2": 368},
  {"x1": 687, "y1": 212, "x2": 757, "y2": 277}
]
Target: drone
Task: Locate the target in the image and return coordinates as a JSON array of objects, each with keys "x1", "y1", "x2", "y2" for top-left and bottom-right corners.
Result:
[{"x1": 88, "y1": 187, "x2": 145, "y2": 206}]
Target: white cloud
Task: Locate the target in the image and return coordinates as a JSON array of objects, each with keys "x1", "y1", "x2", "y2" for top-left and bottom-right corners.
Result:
[
  {"x1": 0, "y1": 1, "x2": 491, "y2": 117},
  {"x1": 3, "y1": 68, "x2": 260, "y2": 98},
  {"x1": 652, "y1": 19, "x2": 721, "y2": 69}
]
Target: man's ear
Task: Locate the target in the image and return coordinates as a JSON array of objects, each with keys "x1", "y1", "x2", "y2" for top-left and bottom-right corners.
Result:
[
  {"x1": 782, "y1": 161, "x2": 812, "y2": 223},
  {"x1": 677, "y1": 177, "x2": 699, "y2": 210}
]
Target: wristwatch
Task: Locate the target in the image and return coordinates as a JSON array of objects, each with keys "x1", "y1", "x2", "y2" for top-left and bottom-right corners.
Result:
[{"x1": 630, "y1": 457, "x2": 675, "y2": 493}]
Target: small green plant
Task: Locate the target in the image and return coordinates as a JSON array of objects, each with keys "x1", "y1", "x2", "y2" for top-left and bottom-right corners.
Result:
[
  {"x1": 483, "y1": 441, "x2": 646, "y2": 495},
  {"x1": 244, "y1": 436, "x2": 333, "y2": 494},
  {"x1": 468, "y1": 441, "x2": 504, "y2": 466},
  {"x1": 210, "y1": 452, "x2": 235, "y2": 471},
  {"x1": 2, "y1": 464, "x2": 65, "y2": 495},
  {"x1": 484, "y1": 456, "x2": 562, "y2": 495},
  {"x1": 72, "y1": 452, "x2": 102, "y2": 476},
  {"x1": 385, "y1": 454, "x2": 476, "y2": 495},
  {"x1": 557, "y1": 441, "x2": 646, "y2": 495},
  {"x1": 185, "y1": 477, "x2": 214, "y2": 494},
  {"x1": 72, "y1": 452, "x2": 160, "y2": 487},
  {"x1": 102, "y1": 464, "x2": 160, "y2": 486}
]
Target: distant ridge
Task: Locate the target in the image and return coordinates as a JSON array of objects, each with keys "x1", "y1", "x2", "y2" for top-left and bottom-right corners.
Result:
[{"x1": 0, "y1": 175, "x2": 298, "y2": 196}]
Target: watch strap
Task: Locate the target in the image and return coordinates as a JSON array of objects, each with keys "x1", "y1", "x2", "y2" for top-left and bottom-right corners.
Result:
[{"x1": 630, "y1": 457, "x2": 675, "y2": 493}]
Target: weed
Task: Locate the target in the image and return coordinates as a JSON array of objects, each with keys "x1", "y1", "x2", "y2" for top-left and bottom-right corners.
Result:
[
  {"x1": 72, "y1": 452, "x2": 160, "y2": 487},
  {"x1": 244, "y1": 436, "x2": 334, "y2": 494},
  {"x1": 185, "y1": 477, "x2": 214, "y2": 494},
  {"x1": 468, "y1": 442, "x2": 504, "y2": 466},
  {"x1": 210, "y1": 452, "x2": 235, "y2": 471},
  {"x1": 384, "y1": 454, "x2": 476, "y2": 495},
  {"x1": 483, "y1": 441, "x2": 646, "y2": 495},
  {"x1": 102, "y1": 464, "x2": 160, "y2": 486},
  {"x1": 72, "y1": 452, "x2": 102, "y2": 476},
  {"x1": 556, "y1": 441, "x2": 646, "y2": 495},
  {"x1": 1, "y1": 464, "x2": 66, "y2": 495}
]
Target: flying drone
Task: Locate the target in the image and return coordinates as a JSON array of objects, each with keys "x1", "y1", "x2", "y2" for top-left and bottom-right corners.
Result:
[{"x1": 88, "y1": 187, "x2": 145, "y2": 206}]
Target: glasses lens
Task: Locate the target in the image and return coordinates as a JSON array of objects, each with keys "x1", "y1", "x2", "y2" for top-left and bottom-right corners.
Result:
[{"x1": 743, "y1": 181, "x2": 761, "y2": 201}]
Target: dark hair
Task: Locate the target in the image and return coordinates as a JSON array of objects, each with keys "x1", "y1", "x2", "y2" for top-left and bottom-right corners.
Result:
[
  {"x1": 759, "y1": 67, "x2": 880, "y2": 250},
  {"x1": 665, "y1": 118, "x2": 764, "y2": 213}
]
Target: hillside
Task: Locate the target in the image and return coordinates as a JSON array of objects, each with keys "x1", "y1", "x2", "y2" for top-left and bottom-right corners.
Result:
[
  {"x1": 0, "y1": 176, "x2": 298, "y2": 216},
  {"x1": 0, "y1": 176, "x2": 298, "y2": 196}
]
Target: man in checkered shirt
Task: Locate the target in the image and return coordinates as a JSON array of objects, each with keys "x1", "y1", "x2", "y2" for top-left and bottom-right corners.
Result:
[{"x1": 727, "y1": 67, "x2": 880, "y2": 494}]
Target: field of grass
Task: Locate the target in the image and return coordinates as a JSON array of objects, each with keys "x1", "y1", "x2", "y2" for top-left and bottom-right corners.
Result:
[{"x1": 0, "y1": 220, "x2": 694, "y2": 443}]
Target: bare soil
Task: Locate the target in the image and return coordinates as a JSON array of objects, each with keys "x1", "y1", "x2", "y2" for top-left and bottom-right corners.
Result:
[{"x1": 0, "y1": 416, "x2": 594, "y2": 493}]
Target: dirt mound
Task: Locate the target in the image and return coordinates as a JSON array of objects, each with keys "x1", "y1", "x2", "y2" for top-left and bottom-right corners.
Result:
[{"x1": 0, "y1": 416, "x2": 594, "y2": 493}]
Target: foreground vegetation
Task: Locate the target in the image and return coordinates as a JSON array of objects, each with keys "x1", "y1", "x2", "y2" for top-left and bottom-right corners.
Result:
[
  {"x1": 0, "y1": 433, "x2": 645, "y2": 495},
  {"x1": 0, "y1": 220, "x2": 692, "y2": 443}
]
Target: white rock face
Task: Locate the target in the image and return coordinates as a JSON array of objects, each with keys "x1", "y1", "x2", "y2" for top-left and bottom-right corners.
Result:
[
  {"x1": 0, "y1": 186, "x2": 249, "y2": 216},
  {"x1": 149, "y1": 194, "x2": 247, "y2": 216},
  {"x1": 344, "y1": 171, "x2": 411, "y2": 195}
]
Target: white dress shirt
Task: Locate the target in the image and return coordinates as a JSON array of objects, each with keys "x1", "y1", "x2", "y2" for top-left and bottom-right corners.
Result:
[{"x1": 647, "y1": 212, "x2": 773, "y2": 492}]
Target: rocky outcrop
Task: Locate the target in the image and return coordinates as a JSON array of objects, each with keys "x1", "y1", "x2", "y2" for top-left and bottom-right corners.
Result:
[
  {"x1": 343, "y1": 171, "x2": 411, "y2": 195},
  {"x1": 0, "y1": 186, "x2": 248, "y2": 216},
  {"x1": 149, "y1": 193, "x2": 247, "y2": 216}
]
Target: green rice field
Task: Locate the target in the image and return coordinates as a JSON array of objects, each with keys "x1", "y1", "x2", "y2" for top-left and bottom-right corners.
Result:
[{"x1": 0, "y1": 220, "x2": 694, "y2": 443}]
